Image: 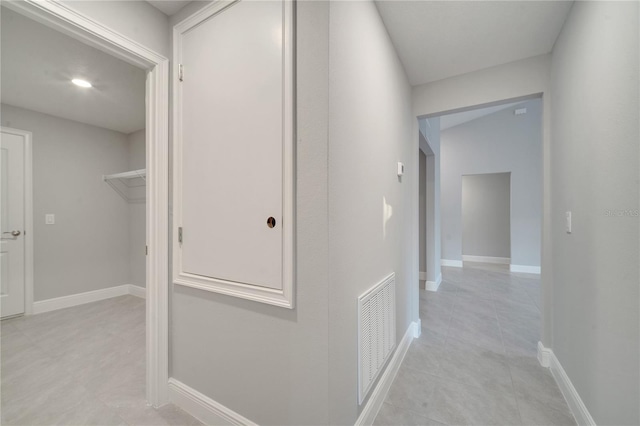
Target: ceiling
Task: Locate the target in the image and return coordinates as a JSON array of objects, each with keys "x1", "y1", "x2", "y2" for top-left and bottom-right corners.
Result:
[
  {"x1": 1, "y1": 7, "x2": 146, "y2": 134},
  {"x1": 440, "y1": 101, "x2": 526, "y2": 131},
  {"x1": 375, "y1": 1, "x2": 573, "y2": 86},
  {"x1": 146, "y1": 0, "x2": 192, "y2": 16}
]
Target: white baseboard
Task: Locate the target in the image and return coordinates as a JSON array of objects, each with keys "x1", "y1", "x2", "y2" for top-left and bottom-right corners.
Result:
[
  {"x1": 462, "y1": 255, "x2": 510, "y2": 265},
  {"x1": 413, "y1": 319, "x2": 421, "y2": 338},
  {"x1": 537, "y1": 342, "x2": 595, "y2": 426},
  {"x1": 169, "y1": 321, "x2": 421, "y2": 426},
  {"x1": 33, "y1": 284, "x2": 145, "y2": 314},
  {"x1": 128, "y1": 284, "x2": 146, "y2": 299},
  {"x1": 510, "y1": 264, "x2": 541, "y2": 274},
  {"x1": 424, "y1": 274, "x2": 442, "y2": 292},
  {"x1": 168, "y1": 378, "x2": 257, "y2": 426},
  {"x1": 537, "y1": 341, "x2": 552, "y2": 367},
  {"x1": 355, "y1": 320, "x2": 419, "y2": 426},
  {"x1": 441, "y1": 259, "x2": 463, "y2": 268}
]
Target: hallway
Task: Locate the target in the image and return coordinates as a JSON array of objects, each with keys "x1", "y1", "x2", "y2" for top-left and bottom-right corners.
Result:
[{"x1": 375, "y1": 263, "x2": 575, "y2": 425}]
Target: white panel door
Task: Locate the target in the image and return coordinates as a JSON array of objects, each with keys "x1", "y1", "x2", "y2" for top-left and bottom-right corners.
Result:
[
  {"x1": 1, "y1": 131, "x2": 26, "y2": 318},
  {"x1": 174, "y1": 0, "x2": 294, "y2": 307}
]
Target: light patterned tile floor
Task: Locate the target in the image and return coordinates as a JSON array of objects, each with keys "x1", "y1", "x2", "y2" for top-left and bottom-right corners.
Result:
[
  {"x1": 375, "y1": 262, "x2": 576, "y2": 426},
  {"x1": 2, "y1": 268, "x2": 576, "y2": 426},
  {"x1": 1, "y1": 295, "x2": 201, "y2": 426}
]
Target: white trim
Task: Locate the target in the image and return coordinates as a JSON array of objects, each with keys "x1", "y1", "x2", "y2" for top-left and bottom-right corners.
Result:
[
  {"x1": 172, "y1": 0, "x2": 296, "y2": 309},
  {"x1": 4, "y1": 1, "x2": 166, "y2": 68},
  {"x1": 129, "y1": 285, "x2": 146, "y2": 299},
  {"x1": 355, "y1": 321, "x2": 419, "y2": 426},
  {"x1": 413, "y1": 319, "x2": 421, "y2": 338},
  {"x1": 6, "y1": 0, "x2": 170, "y2": 407},
  {"x1": 537, "y1": 341, "x2": 552, "y2": 368},
  {"x1": 441, "y1": 259, "x2": 463, "y2": 268},
  {"x1": 24, "y1": 130, "x2": 34, "y2": 316},
  {"x1": 33, "y1": 285, "x2": 141, "y2": 314},
  {"x1": 168, "y1": 378, "x2": 257, "y2": 426},
  {"x1": 510, "y1": 264, "x2": 541, "y2": 274},
  {"x1": 425, "y1": 273, "x2": 442, "y2": 292},
  {"x1": 537, "y1": 342, "x2": 594, "y2": 426},
  {"x1": 1, "y1": 127, "x2": 34, "y2": 316},
  {"x1": 145, "y1": 53, "x2": 170, "y2": 408},
  {"x1": 462, "y1": 255, "x2": 510, "y2": 264}
]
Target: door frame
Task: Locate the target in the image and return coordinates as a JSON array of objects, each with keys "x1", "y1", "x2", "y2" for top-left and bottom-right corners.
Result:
[
  {"x1": 413, "y1": 91, "x2": 548, "y2": 345},
  {"x1": 1, "y1": 127, "x2": 33, "y2": 317},
  {"x1": 2, "y1": 0, "x2": 170, "y2": 407}
]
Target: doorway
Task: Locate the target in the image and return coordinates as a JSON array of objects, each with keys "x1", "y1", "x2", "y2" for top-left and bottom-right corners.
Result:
[
  {"x1": 0, "y1": 0, "x2": 169, "y2": 408},
  {"x1": 0, "y1": 127, "x2": 32, "y2": 318},
  {"x1": 461, "y1": 172, "x2": 511, "y2": 265},
  {"x1": 400, "y1": 97, "x2": 548, "y2": 424},
  {"x1": 415, "y1": 97, "x2": 543, "y2": 348}
]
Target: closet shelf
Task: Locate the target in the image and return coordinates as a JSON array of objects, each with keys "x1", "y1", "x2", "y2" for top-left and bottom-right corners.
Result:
[{"x1": 103, "y1": 168, "x2": 146, "y2": 203}]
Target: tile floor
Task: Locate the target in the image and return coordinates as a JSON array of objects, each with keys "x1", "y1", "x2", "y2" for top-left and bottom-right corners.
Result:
[
  {"x1": 375, "y1": 262, "x2": 576, "y2": 426},
  {"x1": 1, "y1": 266, "x2": 576, "y2": 426},
  {"x1": 1, "y1": 295, "x2": 201, "y2": 426}
]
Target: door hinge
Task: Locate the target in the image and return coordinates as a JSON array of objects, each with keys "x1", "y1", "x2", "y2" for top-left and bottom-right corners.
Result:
[
  {"x1": 178, "y1": 227, "x2": 183, "y2": 244},
  {"x1": 145, "y1": 245, "x2": 148, "y2": 255},
  {"x1": 178, "y1": 64, "x2": 184, "y2": 82}
]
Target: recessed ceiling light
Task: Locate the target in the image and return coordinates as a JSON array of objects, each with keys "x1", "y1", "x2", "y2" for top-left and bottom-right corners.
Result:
[{"x1": 72, "y1": 78, "x2": 92, "y2": 88}]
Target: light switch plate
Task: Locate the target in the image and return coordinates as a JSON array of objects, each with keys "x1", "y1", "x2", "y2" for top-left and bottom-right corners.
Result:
[
  {"x1": 565, "y1": 211, "x2": 571, "y2": 233},
  {"x1": 397, "y1": 162, "x2": 404, "y2": 177},
  {"x1": 45, "y1": 214, "x2": 55, "y2": 225}
]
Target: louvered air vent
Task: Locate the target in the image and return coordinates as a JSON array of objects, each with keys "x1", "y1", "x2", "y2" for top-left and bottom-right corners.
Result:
[{"x1": 358, "y1": 273, "x2": 396, "y2": 404}]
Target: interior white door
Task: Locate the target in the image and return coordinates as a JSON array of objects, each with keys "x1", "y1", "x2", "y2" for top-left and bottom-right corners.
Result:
[
  {"x1": 1, "y1": 130, "x2": 26, "y2": 318},
  {"x1": 175, "y1": 0, "x2": 294, "y2": 307}
]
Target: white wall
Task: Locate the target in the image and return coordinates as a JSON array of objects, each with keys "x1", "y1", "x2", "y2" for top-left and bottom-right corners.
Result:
[
  {"x1": 169, "y1": 2, "x2": 415, "y2": 422},
  {"x1": 413, "y1": 59, "x2": 553, "y2": 344},
  {"x1": 550, "y1": 1, "x2": 639, "y2": 424},
  {"x1": 440, "y1": 98, "x2": 542, "y2": 266},
  {"x1": 169, "y1": 2, "x2": 331, "y2": 424},
  {"x1": 413, "y1": 54, "x2": 550, "y2": 117},
  {"x1": 462, "y1": 173, "x2": 511, "y2": 258},
  {"x1": 127, "y1": 129, "x2": 145, "y2": 287},
  {"x1": 327, "y1": 1, "x2": 413, "y2": 423},
  {"x1": 1, "y1": 104, "x2": 131, "y2": 301}
]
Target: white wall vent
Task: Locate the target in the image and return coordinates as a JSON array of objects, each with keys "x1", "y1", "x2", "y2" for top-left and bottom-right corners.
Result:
[{"x1": 358, "y1": 273, "x2": 396, "y2": 404}]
